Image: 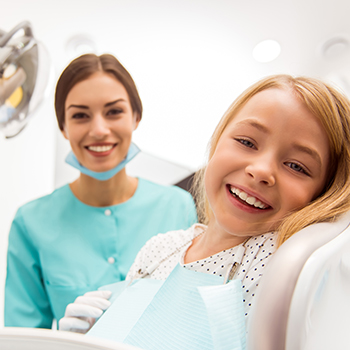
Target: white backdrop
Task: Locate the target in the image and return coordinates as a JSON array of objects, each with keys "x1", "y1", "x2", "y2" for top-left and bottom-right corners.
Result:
[{"x1": 1, "y1": 0, "x2": 350, "y2": 327}]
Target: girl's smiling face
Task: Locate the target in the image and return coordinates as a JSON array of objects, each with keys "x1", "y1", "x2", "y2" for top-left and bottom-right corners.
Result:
[
  {"x1": 63, "y1": 72, "x2": 139, "y2": 173},
  {"x1": 205, "y1": 88, "x2": 330, "y2": 240}
]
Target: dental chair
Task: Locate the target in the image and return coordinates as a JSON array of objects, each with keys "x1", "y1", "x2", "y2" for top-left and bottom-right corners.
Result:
[
  {"x1": 247, "y1": 211, "x2": 350, "y2": 350},
  {"x1": 1, "y1": 214, "x2": 349, "y2": 350},
  {"x1": 0, "y1": 327, "x2": 142, "y2": 350}
]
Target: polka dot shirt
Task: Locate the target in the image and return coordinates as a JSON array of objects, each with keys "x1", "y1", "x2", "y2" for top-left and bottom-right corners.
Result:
[{"x1": 126, "y1": 224, "x2": 277, "y2": 321}]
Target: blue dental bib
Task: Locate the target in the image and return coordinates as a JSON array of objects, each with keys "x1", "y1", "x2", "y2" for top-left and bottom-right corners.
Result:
[{"x1": 88, "y1": 264, "x2": 246, "y2": 350}]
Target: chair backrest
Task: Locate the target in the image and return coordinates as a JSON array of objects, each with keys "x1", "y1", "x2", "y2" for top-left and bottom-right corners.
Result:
[
  {"x1": 286, "y1": 222, "x2": 350, "y2": 350},
  {"x1": 0, "y1": 327, "x2": 142, "y2": 350},
  {"x1": 246, "y1": 211, "x2": 350, "y2": 350}
]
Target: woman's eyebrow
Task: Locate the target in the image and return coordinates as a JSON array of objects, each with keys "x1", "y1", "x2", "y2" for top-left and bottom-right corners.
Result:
[
  {"x1": 104, "y1": 98, "x2": 126, "y2": 107},
  {"x1": 66, "y1": 99, "x2": 127, "y2": 110},
  {"x1": 66, "y1": 104, "x2": 88, "y2": 110}
]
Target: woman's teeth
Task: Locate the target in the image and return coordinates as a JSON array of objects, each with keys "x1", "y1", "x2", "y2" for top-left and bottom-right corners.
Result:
[
  {"x1": 88, "y1": 145, "x2": 113, "y2": 152},
  {"x1": 229, "y1": 186, "x2": 267, "y2": 209}
]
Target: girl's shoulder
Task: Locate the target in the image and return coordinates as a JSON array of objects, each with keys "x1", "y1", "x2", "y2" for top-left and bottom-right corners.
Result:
[
  {"x1": 126, "y1": 224, "x2": 203, "y2": 280},
  {"x1": 141, "y1": 224, "x2": 204, "y2": 252},
  {"x1": 242, "y1": 231, "x2": 277, "y2": 268},
  {"x1": 246, "y1": 231, "x2": 277, "y2": 247}
]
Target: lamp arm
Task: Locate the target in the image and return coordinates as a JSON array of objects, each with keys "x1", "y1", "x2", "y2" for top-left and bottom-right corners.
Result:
[{"x1": 0, "y1": 21, "x2": 33, "y2": 47}]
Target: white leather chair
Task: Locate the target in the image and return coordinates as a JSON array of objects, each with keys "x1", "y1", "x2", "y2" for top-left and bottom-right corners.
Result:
[
  {"x1": 0, "y1": 327, "x2": 142, "y2": 350},
  {"x1": 247, "y1": 211, "x2": 350, "y2": 350},
  {"x1": 3, "y1": 213, "x2": 350, "y2": 350}
]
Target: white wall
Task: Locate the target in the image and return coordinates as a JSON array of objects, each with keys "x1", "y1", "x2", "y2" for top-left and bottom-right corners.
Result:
[
  {"x1": 1, "y1": 0, "x2": 350, "y2": 328},
  {"x1": 0, "y1": 99, "x2": 56, "y2": 327}
]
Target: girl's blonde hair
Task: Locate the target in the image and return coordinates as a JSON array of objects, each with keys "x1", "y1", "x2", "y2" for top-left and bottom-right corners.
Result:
[{"x1": 192, "y1": 74, "x2": 350, "y2": 246}]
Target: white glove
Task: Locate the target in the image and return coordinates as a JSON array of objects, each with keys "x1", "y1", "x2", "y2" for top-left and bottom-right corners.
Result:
[{"x1": 59, "y1": 290, "x2": 112, "y2": 333}]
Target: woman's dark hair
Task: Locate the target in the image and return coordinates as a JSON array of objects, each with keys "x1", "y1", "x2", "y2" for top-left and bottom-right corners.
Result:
[{"x1": 55, "y1": 53, "x2": 143, "y2": 130}]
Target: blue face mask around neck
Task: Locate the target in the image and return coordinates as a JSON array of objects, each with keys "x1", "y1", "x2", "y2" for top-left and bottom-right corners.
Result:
[{"x1": 65, "y1": 142, "x2": 141, "y2": 181}]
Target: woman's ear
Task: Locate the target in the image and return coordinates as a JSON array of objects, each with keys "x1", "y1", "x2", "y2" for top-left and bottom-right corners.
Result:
[
  {"x1": 133, "y1": 112, "x2": 141, "y2": 131},
  {"x1": 61, "y1": 127, "x2": 69, "y2": 140}
]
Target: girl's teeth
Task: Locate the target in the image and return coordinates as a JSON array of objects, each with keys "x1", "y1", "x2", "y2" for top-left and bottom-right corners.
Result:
[
  {"x1": 246, "y1": 196, "x2": 256, "y2": 205},
  {"x1": 254, "y1": 200, "x2": 262, "y2": 208},
  {"x1": 230, "y1": 186, "x2": 267, "y2": 209},
  {"x1": 238, "y1": 192, "x2": 247, "y2": 200}
]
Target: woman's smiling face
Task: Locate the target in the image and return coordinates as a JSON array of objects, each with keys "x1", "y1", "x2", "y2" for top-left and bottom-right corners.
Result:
[
  {"x1": 63, "y1": 72, "x2": 139, "y2": 173},
  {"x1": 204, "y1": 88, "x2": 330, "y2": 239}
]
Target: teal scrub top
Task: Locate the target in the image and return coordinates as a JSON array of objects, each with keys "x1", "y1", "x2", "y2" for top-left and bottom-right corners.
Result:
[{"x1": 4, "y1": 178, "x2": 197, "y2": 328}]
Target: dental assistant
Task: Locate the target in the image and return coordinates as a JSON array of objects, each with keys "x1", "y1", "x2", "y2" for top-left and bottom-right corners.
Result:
[{"x1": 4, "y1": 54, "x2": 197, "y2": 328}]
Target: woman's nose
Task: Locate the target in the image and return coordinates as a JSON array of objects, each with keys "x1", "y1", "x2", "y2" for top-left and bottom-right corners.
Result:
[
  {"x1": 245, "y1": 157, "x2": 276, "y2": 186},
  {"x1": 89, "y1": 115, "x2": 110, "y2": 139}
]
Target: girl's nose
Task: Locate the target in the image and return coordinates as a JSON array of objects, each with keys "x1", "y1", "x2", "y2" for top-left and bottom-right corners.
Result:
[
  {"x1": 245, "y1": 158, "x2": 276, "y2": 186},
  {"x1": 89, "y1": 115, "x2": 110, "y2": 139}
]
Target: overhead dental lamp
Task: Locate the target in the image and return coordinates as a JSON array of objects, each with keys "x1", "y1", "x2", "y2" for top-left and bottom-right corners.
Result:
[{"x1": 0, "y1": 21, "x2": 52, "y2": 138}]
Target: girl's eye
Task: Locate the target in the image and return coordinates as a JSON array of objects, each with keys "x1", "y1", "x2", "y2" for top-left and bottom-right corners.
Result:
[
  {"x1": 286, "y1": 162, "x2": 309, "y2": 175},
  {"x1": 235, "y1": 138, "x2": 256, "y2": 149},
  {"x1": 72, "y1": 112, "x2": 88, "y2": 119}
]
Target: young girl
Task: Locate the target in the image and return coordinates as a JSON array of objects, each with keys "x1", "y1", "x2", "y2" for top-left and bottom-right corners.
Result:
[{"x1": 60, "y1": 74, "x2": 350, "y2": 340}]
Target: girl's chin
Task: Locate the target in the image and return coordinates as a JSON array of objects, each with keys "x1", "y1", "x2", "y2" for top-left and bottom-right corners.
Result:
[{"x1": 217, "y1": 216, "x2": 272, "y2": 237}]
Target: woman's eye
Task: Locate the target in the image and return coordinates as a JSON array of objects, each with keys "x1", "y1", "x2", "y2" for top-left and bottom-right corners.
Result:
[
  {"x1": 286, "y1": 162, "x2": 309, "y2": 175},
  {"x1": 107, "y1": 108, "x2": 123, "y2": 116},
  {"x1": 235, "y1": 138, "x2": 255, "y2": 149},
  {"x1": 72, "y1": 113, "x2": 88, "y2": 119}
]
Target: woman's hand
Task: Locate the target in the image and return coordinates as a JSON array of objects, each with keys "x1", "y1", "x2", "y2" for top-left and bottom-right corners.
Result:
[{"x1": 59, "y1": 290, "x2": 112, "y2": 333}]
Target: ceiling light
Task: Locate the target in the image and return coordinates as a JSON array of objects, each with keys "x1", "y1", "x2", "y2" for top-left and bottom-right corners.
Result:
[
  {"x1": 321, "y1": 37, "x2": 349, "y2": 60},
  {"x1": 66, "y1": 34, "x2": 97, "y2": 57},
  {"x1": 253, "y1": 39, "x2": 281, "y2": 63}
]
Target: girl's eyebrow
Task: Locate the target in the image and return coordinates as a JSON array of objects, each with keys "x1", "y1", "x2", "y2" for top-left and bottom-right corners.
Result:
[
  {"x1": 236, "y1": 118, "x2": 323, "y2": 166},
  {"x1": 236, "y1": 119, "x2": 270, "y2": 134},
  {"x1": 291, "y1": 143, "x2": 322, "y2": 167},
  {"x1": 66, "y1": 99, "x2": 127, "y2": 110}
]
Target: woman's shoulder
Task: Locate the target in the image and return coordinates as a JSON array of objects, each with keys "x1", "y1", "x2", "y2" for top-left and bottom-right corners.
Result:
[
  {"x1": 16, "y1": 184, "x2": 72, "y2": 216},
  {"x1": 138, "y1": 178, "x2": 191, "y2": 196},
  {"x1": 136, "y1": 178, "x2": 194, "y2": 204}
]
